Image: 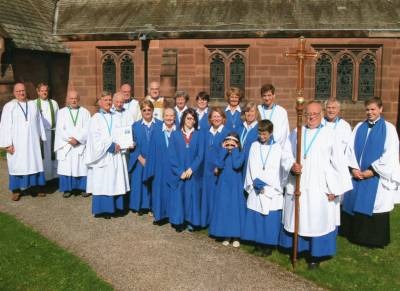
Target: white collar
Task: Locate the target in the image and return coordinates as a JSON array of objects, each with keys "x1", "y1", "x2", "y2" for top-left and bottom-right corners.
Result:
[
  {"x1": 182, "y1": 127, "x2": 194, "y2": 137},
  {"x1": 225, "y1": 105, "x2": 241, "y2": 113},
  {"x1": 196, "y1": 107, "x2": 208, "y2": 115},
  {"x1": 163, "y1": 123, "x2": 176, "y2": 132},
  {"x1": 142, "y1": 118, "x2": 155, "y2": 126},
  {"x1": 175, "y1": 105, "x2": 188, "y2": 114},
  {"x1": 243, "y1": 120, "x2": 258, "y2": 130},
  {"x1": 209, "y1": 124, "x2": 224, "y2": 135},
  {"x1": 368, "y1": 117, "x2": 381, "y2": 125}
]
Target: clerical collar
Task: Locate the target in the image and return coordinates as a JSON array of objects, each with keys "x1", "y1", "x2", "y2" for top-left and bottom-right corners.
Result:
[
  {"x1": 225, "y1": 105, "x2": 241, "y2": 113},
  {"x1": 209, "y1": 124, "x2": 224, "y2": 135},
  {"x1": 243, "y1": 120, "x2": 258, "y2": 130},
  {"x1": 142, "y1": 118, "x2": 155, "y2": 126},
  {"x1": 162, "y1": 123, "x2": 176, "y2": 132},
  {"x1": 175, "y1": 105, "x2": 188, "y2": 114},
  {"x1": 368, "y1": 117, "x2": 380, "y2": 128}
]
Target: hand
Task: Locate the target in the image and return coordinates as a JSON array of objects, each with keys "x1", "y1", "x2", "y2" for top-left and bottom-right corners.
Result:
[
  {"x1": 327, "y1": 194, "x2": 336, "y2": 201},
  {"x1": 351, "y1": 168, "x2": 363, "y2": 180},
  {"x1": 214, "y1": 168, "x2": 220, "y2": 176},
  {"x1": 114, "y1": 144, "x2": 121, "y2": 153},
  {"x1": 291, "y1": 163, "x2": 302, "y2": 175},
  {"x1": 6, "y1": 145, "x2": 14, "y2": 154},
  {"x1": 223, "y1": 140, "x2": 238, "y2": 152},
  {"x1": 361, "y1": 170, "x2": 374, "y2": 179},
  {"x1": 180, "y1": 171, "x2": 187, "y2": 180},
  {"x1": 138, "y1": 155, "x2": 146, "y2": 166},
  {"x1": 185, "y1": 168, "x2": 193, "y2": 179},
  {"x1": 68, "y1": 137, "x2": 79, "y2": 146}
]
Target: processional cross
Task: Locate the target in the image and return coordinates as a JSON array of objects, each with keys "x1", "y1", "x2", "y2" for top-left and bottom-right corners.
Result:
[{"x1": 285, "y1": 36, "x2": 318, "y2": 270}]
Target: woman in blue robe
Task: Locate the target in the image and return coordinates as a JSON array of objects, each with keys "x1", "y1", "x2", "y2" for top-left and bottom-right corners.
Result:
[
  {"x1": 168, "y1": 108, "x2": 204, "y2": 230},
  {"x1": 209, "y1": 133, "x2": 246, "y2": 248},
  {"x1": 195, "y1": 91, "x2": 210, "y2": 131},
  {"x1": 224, "y1": 87, "x2": 243, "y2": 132},
  {"x1": 200, "y1": 107, "x2": 229, "y2": 228},
  {"x1": 173, "y1": 90, "x2": 189, "y2": 129},
  {"x1": 128, "y1": 100, "x2": 162, "y2": 214}
]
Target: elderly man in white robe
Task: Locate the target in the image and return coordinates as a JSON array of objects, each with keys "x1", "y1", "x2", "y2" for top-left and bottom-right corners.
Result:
[
  {"x1": 55, "y1": 90, "x2": 91, "y2": 198},
  {"x1": 342, "y1": 97, "x2": 400, "y2": 248},
  {"x1": 112, "y1": 92, "x2": 134, "y2": 127},
  {"x1": 86, "y1": 92, "x2": 130, "y2": 218},
  {"x1": 120, "y1": 83, "x2": 141, "y2": 123},
  {"x1": 0, "y1": 83, "x2": 47, "y2": 201},
  {"x1": 279, "y1": 101, "x2": 352, "y2": 269},
  {"x1": 35, "y1": 83, "x2": 59, "y2": 182}
]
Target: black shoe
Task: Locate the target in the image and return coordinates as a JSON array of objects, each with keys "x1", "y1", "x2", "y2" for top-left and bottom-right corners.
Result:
[
  {"x1": 103, "y1": 215, "x2": 111, "y2": 219},
  {"x1": 82, "y1": 192, "x2": 91, "y2": 197},
  {"x1": 307, "y1": 261, "x2": 320, "y2": 269},
  {"x1": 63, "y1": 192, "x2": 72, "y2": 198}
]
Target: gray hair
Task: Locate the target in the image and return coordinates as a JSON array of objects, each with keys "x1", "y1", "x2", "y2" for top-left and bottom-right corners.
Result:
[
  {"x1": 174, "y1": 90, "x2": 190, "y2": 102},
  {"x1": 324, "y1": 98, "x2": 341, "y2": 109}
]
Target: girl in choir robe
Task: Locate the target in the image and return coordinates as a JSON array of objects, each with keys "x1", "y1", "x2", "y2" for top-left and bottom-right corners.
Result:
[
  {"x1": 174, "y1": 90, "x2": 189, "y2": 128},
  {"x1": 209, "y1": 133, "x2": 246, "y2": 248},
  {"x1": 86, "y1": 92, "x2": 130, "y2": 218},
  {"x1": 224, "y1": 87, "x2": 243, "y2": 132},
  {"x1": 200, "y1": 107, "x2": 229, "y2": 228},
  {"x1": 168, "y1": 108, "x2": 205, "y2": 231},
  {"x1": 195, "y1": 91, "x2": 210, "y2": 131},
  {"x1": 242, "y1": 120, "x2": 292, "y2": 256},
  {"x1": 147, "y1": 108, "x2": 177, "y2": 224},
  {"x1": 128, "y1": 100, "x2": 162, "y2": 215}
]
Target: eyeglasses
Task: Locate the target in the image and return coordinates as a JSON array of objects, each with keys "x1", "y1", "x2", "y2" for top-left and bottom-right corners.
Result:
[
  {"x1": 304, "y1": 112, "x2": 321, "y2": 117},
  {"x1": 142, "y1": 109, "x2": 152, "y2": 112}
]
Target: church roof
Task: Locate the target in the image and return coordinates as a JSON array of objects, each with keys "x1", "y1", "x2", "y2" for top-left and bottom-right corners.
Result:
[
  {"x1": 0, "y1": 0, "x2": 67, "y2": 53},
  {"x1": 56, "y1": 0, "x2": 400, "y2": 39}
]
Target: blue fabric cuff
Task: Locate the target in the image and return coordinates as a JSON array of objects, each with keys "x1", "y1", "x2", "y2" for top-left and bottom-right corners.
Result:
[{"x1": 107, "y1": 143, "x2": 116, "y2": 153}]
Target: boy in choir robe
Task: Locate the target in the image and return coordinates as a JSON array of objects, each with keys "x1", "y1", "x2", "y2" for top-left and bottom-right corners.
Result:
[
  {"x1": 342, "y1": 97, "x2": 400, "y2": 248},
  {"x1": 128, "y1": 100, "x2": 162, "y2": 215},
  {"x1": 85, "y1": 92, "x2": 130, "y2": 218},
  {"x1": 200, "y1": 107, "x2": 229, "y2": 227},
  {"x1": 224, "y1": 87, "x2": 243, "y2": 131},
  {"x1": 54, "y1": 90, "x2": 91, "y2": 198},
  {"x1": 242, "y1": 120, "x2": 292, "y2": 256},
  {"x1": 35, "y1": 83, "x2": 59, "y2": 183},
  {"x1": 120, "y1": 83, "x2": 141, "y2": 123},
  {"x1": 279, "y1": 101, "x2": 352, "y2": 268},
  {"x1": 0, "y1": 83, "x2": 47, "y2": 201},
  {"x1": 169, "y1": 108, "x2": 204, "y2": 231},
  {"x1": 145, "y1": 81, "x2": 166, "y2": 121},
  {"x1": 209, "y1": 132, "x2": 246, "y2": 248},
  {"x1": 174, "y1": 90, "x2": 189, "y2": 128},
  {"x1": 257, "y1": 84, "x2": 289, "y2": 147},
  {"x1": 195, "y1": 91, "x2": 210, "y2": 131}
]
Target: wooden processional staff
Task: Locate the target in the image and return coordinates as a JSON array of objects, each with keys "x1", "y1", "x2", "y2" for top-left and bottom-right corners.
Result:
[{"x1": 285, "y1": 36, "x2": 318, "y2": 270}]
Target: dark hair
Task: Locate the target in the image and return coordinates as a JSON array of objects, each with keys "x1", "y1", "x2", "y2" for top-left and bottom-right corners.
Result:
[
  {"x1": 224, "y1": 131, "x2": 242, "y2": 151},
  {"x1": 36, "y1": 82, "x2": 50, "y2": 91},
  {"x1": 180, "y1": 108, "x2": 198, "y2": 130},
  {"x1": 260, "y1": 84, "x2": 275, "y2": 95},
  {"x1": 364, "y1": 96, "x2": 383, "y2": 108},
  {"x1": 196, "y1": 91, "x2": 210, "y2": 102},
  {"x1": 258, "y1": 119, "x2": 274, "y2": 134}
]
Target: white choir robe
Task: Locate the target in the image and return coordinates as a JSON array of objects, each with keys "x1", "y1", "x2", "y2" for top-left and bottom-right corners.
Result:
[
  {"x1": 85, "y1": 112, "x2": 130, "y2": 198},
  {"x1": 323, "y1": 117, "x2": 352, "y2": 154},
  {"x1": 36, "y1": 98, "x2": 59, "y2": 180},
  {"x1": 0, "y1": 99, "x2": 46, "y2": 190},
  {"x1": 54, "y1": 106, "x2": 91, "y2": 191},
  {"x1": 257, "y1": 104, "x2": 289, "y2": 147},
  {"x1": 346, "y1": 121, "x2": 400, "y2": 212},
  {"x1": 123, "y1": 99, "x2": 141, "y2": 124},
  {"x1": 284, "y1": 126, "x2": 353, "y2": 237}
]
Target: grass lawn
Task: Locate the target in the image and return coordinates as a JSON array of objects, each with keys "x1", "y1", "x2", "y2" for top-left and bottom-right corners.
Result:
[
  {"x1": 0, "y1": 212, "x2": 113, "y2": 291},
  {"x1": 237, "y1": 206, "x2": 400, "y2": 290}
]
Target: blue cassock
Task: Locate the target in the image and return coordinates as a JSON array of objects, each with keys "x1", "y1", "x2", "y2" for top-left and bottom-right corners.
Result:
[
  {"x1": 197, "y1": 111, "x2": 210, "y2": 132},
  {"x1": 146, "y1": 126, "x2": 175, "y2": 222},
  {"x1": 128, "y1": 119, "x2": 162, "y2": 212},
  {"x1": 168, "y1": 129, "x2": 204, "y2": 226},
  {"x1": 237, "y1": 124, "x2": 259, "y2": 178},
  {"x1": 200, "y1": 127, "x2": 229, "y2": 227},
  {"x1": 209, "y1": 147, "x2": 246, "y2": 238},
  {"x1": 225, "y1": 109, "x2": 242, "y2": 132}
]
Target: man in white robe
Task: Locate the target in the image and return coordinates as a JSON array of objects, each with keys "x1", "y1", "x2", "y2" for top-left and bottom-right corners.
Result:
[
  {"x1": 120, "y1": 83, "x2": 141, "y2": 123},
  {"x1": 257, "y1": 84, "x2": 290, "y2": 147},
  {"x1": 35, "y1": 83, "x2": 59, "y2": 181},
  {"x1": 54, "y1": 90, "x2": 91, "y2": 198},
  {"x1": 342, "y1": 97, "x2": 400, "y2": 247},
  {"x1": 280, "y1": 101, "x2": 352, "y2": 268},
  {"x1": 86, "y1": 92, "x2": 130, "y2": 218},
  {"x1": 0, "y1": 83, "x2": 47, "y2": 200},
  {"x1": 145, "y1": 81, "x2": 165, "y2": 121}
]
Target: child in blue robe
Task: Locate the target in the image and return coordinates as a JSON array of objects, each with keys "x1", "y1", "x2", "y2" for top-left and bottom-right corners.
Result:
[
  {"x1": 195, "y1": 91, "x2": 210, "y2": 131},
  {"x1": 209, "y1": 132, "x2": 246, "y2": 248},
  {"x1": 224, "y1": 87, "x2": 243, "y2": 132}
]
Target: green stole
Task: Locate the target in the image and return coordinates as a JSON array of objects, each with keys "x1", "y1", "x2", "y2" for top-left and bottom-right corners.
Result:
[{"x1": 37, "y1": 98, "x2": 56, "y2": 160}]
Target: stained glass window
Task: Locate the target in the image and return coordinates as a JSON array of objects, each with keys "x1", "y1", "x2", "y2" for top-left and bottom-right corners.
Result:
[
  {"x1": 336, "y1": 55, "x2": 353, "y2": 100},
  {"x1": 358, "y1": 55, "x2": 376, "y2": 100},
  {"x1": 315, "y1": 54, "x2": 332, "y2": 100},
  {"x1": 120, "y1": 54, "x2": 134, "y2": 88},
  {"x1": 230, "y1": 54, "x2": 245, "y2": 92},
  {"x1": 102, "y1": 54, "x2": 116, "y2": 93},
  {"x1": 210, "y1": 54, "x2": 225, "y2": 99}
]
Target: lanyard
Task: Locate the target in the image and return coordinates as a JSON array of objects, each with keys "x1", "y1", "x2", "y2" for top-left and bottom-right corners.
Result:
[
  {"x1": 18, "y1": 101, "x2": 28, "y2": 121},
  {"x1": 164, "y1": 130, "x2": 173, "y2": 147},
  {"x1": 37, "y1": 99, "x2": 55, "y2": 129},
  {"x1": 261, "y1": 104, "x2": 276, "y2": 121},
  {"x1": 100, "y1": 111, "x2": 113, "y2": 135},
  {"x1": 68, "y1": 107, "x2": 80, "y2": 127},
  {"x1": 182, "y1": 129, "x2": 193, "y2": 148},
  {"x1": 324, "y1": 117, "x2": 339, "y2": 129},
  {"x1": 303, "y1": 124, "x2": 322, "y2": 159},
  {"x1": 240, "y1": 127, "x2": 250, "y2": 145},
  {"x1": 144, "y1": 123, "x2": 154, "y2": 142},
  {"x1": 228, "y1": 108, "x2": 239, "y2": 128},
  {"x1": 260, "y1": 141, "x2": 273, "y2": 170}
]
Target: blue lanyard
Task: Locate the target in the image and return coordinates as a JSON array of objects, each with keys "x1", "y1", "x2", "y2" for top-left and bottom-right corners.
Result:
[
  {"x1": 261, "y1": 104, "x2": 276, "y2": 120},
  {"x1": 303, "y1": 124, "x2": 322, "y2": 159},
  {"x1": 240, "y1": 127, "x2": 250, "y2": 145},
  {"x1": 100, "y1": 111, "x2": 113, "y2": 135},
  {"x1": 145, "y1": 123, "x2": 153, "y2": 142},
  {"x1": 260, "y1": 141, "x2": 273, "y2": 170},
  {"x1": 18, "y1": 101, "x2": 28, "y2": 121},
  {"x1": 324, "y1": 117, "x2": 339, "y2": 129},
  {"x1": 164, "y1": 130, "x2": 171, "y2": 147},
  {"x1": 228, "y1": 109, "x2": 239, "y2": 128}
]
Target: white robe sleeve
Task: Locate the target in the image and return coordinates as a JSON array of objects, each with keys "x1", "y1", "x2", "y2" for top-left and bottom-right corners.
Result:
[
  {"x1": 345, "y1": 122, "x2": 363, "y2": 170},
  {"x1": 0, "y1": 101, "x2": 14, "y2": 148}
]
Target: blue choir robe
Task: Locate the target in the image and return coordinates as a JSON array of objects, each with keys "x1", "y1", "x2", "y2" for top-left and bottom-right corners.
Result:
[
  {"x1": 209, "y1": 147, "x2": 246, "y2": 238},
  {"x1": 174, "y1": 106, "x2": 188, "y2": 129},
  {"x1": 168, "y1": 129, "x2": 204, "y2": 226},
  {"x1": 200, "y1": 125, "x2": 229, "y2": 227},
  {"x1": 238, "y1": 121, "x2": 259, "y2": 178},
  {"x1": 128, "y1": 118, "x2": 162, "y2": 212},
  {"x1": 146, "y1": 124, "x2": 176, "y2": 221},
  {"x1": 225, "y1": 106, "x2": 242, "y2": 132},
  {"x1": 197, "y1": 108, "x2": 209, "y2": 131}
]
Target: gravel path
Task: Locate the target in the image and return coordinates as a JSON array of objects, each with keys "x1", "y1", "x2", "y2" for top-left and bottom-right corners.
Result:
[{"x1": 0, "y1": 160, "x2": 322, "y2": 291}]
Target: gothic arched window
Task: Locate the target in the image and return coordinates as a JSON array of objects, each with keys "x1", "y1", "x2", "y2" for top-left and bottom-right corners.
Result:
[
  {"x1": 102, "y1": 54, "x2": 116, "y2": 93},
  {"x1": 210, "y1": 54, "x2": 225, "y2": 99},
  {"x1": 336, "y1": 55, "x2": 354, "y2": 100},
  {"x1": 358, "y1": 55, "x2": 376, "y2": 100},
  {"x1": 315, "y1": 54, "x2": 332, "y2": 100},
  {"x1": 120, "y1": 54, "x2": 134, "y2": 88},
  {"x1": 230, "y1": 54, "x2": 245, "y2": 92}
]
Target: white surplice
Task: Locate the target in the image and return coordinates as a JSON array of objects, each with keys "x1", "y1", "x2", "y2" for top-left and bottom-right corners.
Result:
[
  {"x1": 323, "y1": 117, "x2": 352, "y2": 154},
  {"x1": 283, "y1": 125, "x2": 353, "y2": 237},
  {"x1": 346, "y1": 120, "x2": 400, "y2": 211},
  {"x1": 257, "y1": 104, "x2": 289, "y2": 147},
  {"x1": 244, "y1": 140, "x2": 293, "y2": 215},
  {"x1": 0, "y1": 100, "x2": 46, "y2": 175},
  {"x1": 123, "y1": 99, "x2": 141, "y2": 124},
  {"x1": 54, "y1": 106, "x2": 91, "y2": 177},
  {"x1": 85, "y1": 111, "x2": 130, "y2": 196},
  {"x1": 36, "y1": 98, "x2": 59, "y2": 180}
]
